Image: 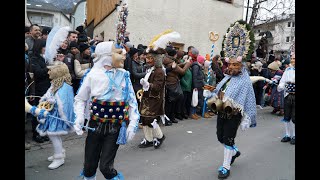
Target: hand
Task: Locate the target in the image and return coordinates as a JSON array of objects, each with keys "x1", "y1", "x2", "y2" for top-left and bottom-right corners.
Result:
[
  {"x1": 265, "y1": 79, "x2": 273, "y2": 84},
  {"x1": 126, "y1": 126, "x2": 136, "y2": 142},
  {"x1": 73, "y1": 123, "x2": 83, "y2": 135},
  {"x1": 172, "y1": 62, "x2": 177, "y2": 69},
  {"x1": 203, "y1": 89, "x2": 211, "y2": 98},
  {"x1": 142, "y1": 82, "x2": 150, "y2": 91},
  {"x1": 140, "y1": 78, "x2": 146, "y2": 86}
]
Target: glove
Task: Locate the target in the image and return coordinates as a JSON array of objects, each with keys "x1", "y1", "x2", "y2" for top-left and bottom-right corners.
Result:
[
  {"x1": 140, "y1": 78, "x2": 146, "y2": 86},
  {"x1": 203, "y1": 89, "x2": 211, "y2": 98},
  {"x1": 142, "y1": 81, "x2": 150, "y2": 91},
  {"x1": 126, "y1": 125, "x2": 136, "y2": 142},
  {"x1": 73, "y1": 123, "x2": 83, "y2": 135}
]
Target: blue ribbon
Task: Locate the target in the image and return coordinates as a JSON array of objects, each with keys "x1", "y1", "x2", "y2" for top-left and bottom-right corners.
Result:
[{"x1": 116, "y1": 121, "x2": 127, "y2": 145}]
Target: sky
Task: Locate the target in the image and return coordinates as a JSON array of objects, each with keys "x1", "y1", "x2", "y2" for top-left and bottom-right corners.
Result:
[{"x1": 242, "y1": 0, "x2": 295, "y2": 24}]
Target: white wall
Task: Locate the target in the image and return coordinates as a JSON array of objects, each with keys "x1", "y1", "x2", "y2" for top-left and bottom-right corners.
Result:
[
  {"x1": 94, "y1": 0, "x2": 244, "y2": 55},
  {"x1": 273, "y1": 20, "x2": 295, "y2": 52},
  {"x1": 28, "y1": 9, "x2": 72, "y2": 28}
]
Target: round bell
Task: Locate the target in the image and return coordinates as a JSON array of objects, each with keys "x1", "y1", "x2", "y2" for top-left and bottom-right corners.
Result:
[
  {"x1": 104, "y1": 115, "x2": 108, "y2": 118},
  {"x1": 90, "y1": 110, "x2": 93, "y2": 114},
  {"x1": 116, "y1": 107, "x2": 120, "y2": 112},
  {"x1": 119, "y1": 115, "x2": 123, "y2": 119},
  {"x1": 123, "y1": 109, "x2": 127, "y2": 113},
  {"x1": 93, "y1": 106, "x2": 97, "y2": 110},
  {"x1": 95, "y1": 113, "x2": 99, "y2": 116},
  {"x1": 112, "y1": 115, "x2": 116, "y2": 119},
  {"x1": 100, "y1": 108, "x2": 105, "y2": 112},
  {"x1": 109, "y1": 108, "x2": 113, "y2": 113}
]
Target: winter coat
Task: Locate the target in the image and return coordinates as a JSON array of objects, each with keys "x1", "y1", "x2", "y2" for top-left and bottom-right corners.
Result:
[
  {"x1": 30, "y1": 55, "x2": 51, "y2": 96},
  {"x1": 74, "y1": 55, "x2": 92, "y2": 79},
  {"x1": 191, "y1": 62, "x2": 205, "y2": 89},
  {"x1": 131, "y1": 60, "x2": 147, "y2": 93},
  {"x1": 162, "y1": 55, "x2": 191, "y2": 88},
  {"x1": 180, "y1": 68, "x2": 192, "y2": 92}
]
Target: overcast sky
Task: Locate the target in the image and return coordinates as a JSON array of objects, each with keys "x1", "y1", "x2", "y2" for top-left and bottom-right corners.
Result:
[{"x1": 243, "y1": 0, "x2": 295, "y2": 24}]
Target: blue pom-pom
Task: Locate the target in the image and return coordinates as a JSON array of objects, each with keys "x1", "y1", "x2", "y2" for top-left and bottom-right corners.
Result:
[{"x1": 116, "y1": 122, "x2": 127, "y2": 145}]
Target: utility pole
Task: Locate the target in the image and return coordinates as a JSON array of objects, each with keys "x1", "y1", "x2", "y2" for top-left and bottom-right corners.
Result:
[{"x1": 245, "y1": 0, "x2": 250, "y2": 23}]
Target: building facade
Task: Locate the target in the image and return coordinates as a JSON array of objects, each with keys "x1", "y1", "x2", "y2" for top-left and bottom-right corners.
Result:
[
  {"x1": 87, "y1": 0, "x2": 245, "y2": 55},
  {"x1": 26, "y1": 1, "x2": 73, "y2": 28},
  {"x1": 253, "y1": 14, "x2": 295, "y2": 55}
]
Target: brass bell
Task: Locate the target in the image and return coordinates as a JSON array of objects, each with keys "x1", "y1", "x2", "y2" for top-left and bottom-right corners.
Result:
[
  {"x1": 207, "y1": 96, "x2": 223, "y2": 112},
  {"x1": 100, "y1": 108, "x2": 105, "y2": 112},
  {"x1": 112, "y1": 115, "x2": 116, "y2": 119},
  {"x1": 109, "y1": 108, "x2": 113, "y2": 113},
  {"x1": 223, "y1": 100, "x2": 234, "y2": 115}
]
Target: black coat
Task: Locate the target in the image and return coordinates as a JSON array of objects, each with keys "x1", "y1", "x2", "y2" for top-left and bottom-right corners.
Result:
[{"x1": 30, "y1": 55, "x2": 51, "y2": 96}]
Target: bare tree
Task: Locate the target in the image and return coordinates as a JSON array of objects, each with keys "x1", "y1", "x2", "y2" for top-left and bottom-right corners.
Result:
[{"x1": 245, "y1": 0, "x2": 295, "y2": 26}]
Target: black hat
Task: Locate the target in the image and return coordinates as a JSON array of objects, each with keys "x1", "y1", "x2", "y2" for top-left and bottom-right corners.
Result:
[
  {"x1": 79, "y1": 43, "x2": 90, "y2": 53},
  {"x1": 165, "y1": 47, "x2": 177, "y2": 57},
  {"x1": 129, "y1": 48, "x2": 139, "y2": 57},
  {"x1": 41, "y1": 27, "x2": 52, "y2": 35},
  {"x1": 137, "y1": 44, "x2": 147, "y2": 50},
  {"x1": 69, "y1": 41, "x2": 78, "y2": 49},
  {"x1": 76, "y1": 25, "x2": 84, "y2": 33}
]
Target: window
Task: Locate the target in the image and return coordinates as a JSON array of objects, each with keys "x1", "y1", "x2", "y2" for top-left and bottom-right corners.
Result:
[
  {"x1": 257, "y1": 29, "x2": 260, "y2": 33},
  {"x1": 291, "y1": 36, "x2": 294, "y2": 41},
  {"x1": 286, "y1": 37, "x2": 290, "y2": 42},
  {"x1": 292, "y1": 22, "x2": 295, "y2": 27},
  {"x1": 287, "y1": 22, "x2": 291, "y2": 27}
]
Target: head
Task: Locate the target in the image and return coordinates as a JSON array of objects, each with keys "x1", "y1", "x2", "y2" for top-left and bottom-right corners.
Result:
[
  {"x1": 92, "y1": 41, "x2": 113, "y2": 68},
  {"x1": 189, "y1": 47, "x2": 199, "y2": 62},
  {"x1": 267, "y1": 61, "x2": 280, "y2": 75},
  {"x1": 290, "y1": 52, "x2": 295, "y2": 67},
  {"x1": 176, "y1": 50, "x2": 185, "y2": 62},
  {"x1": 41, "y1": 27, "x2": 51, "y2": 40},
  {"x1": 197, "y1": 55, "x2": 205, "y2": 66},
  {"x1": 225, "y1": 56, "x2": 243, "y2": 76},
  {"x1": 32, "y1": 39, "x2": 46, "y2": 57},
  {"x1": 79, "y1": 43, "x2": 91, "y2": 57},
  {"x1": 29, "y1": 24, "x2": 41, "y2": 39},
  {"x1": 60, "y1": 40, "x2": 69, "y2": 50},
  {"x1": 165, "y1": 47, "x2": 177, "y2": 58},
  {"x1": 47, "y1": 62, "x2": 72, "y2": 93},
  {"x1": 124, "y1": 42, "x2": 133, "y2": 52},
  {"x1": 69, "y1": 41, "x2": 79, "y2": 55},
  {"x1": 138, "y1": 49, "x2": 147, "y2": 63},
  {"x1": 129, "y1": 48, "x2": 139, "y2": 62},
  {"x1": 68, "y1": 31, "x2": 78, "y2": 42},
  {"x1": 111, "y1": 43, "x2": 126, "y2": 68},
  {"x1": 187, "y1": 46, "x2": 194, "y2": 54},
  {"x1": 25, "y1": 26, "x2": 31, "y2": 38}
]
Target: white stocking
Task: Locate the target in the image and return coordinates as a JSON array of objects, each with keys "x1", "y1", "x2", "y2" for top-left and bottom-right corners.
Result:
[
  {"x1": 153, "y1": 126, "x2": 164, "y2": 139},
  {"x1": 290, "y1": 121, "x2": 295, "y2": 137},
  {"x1": 84, "y1": 175, "x2": 96, "y2": 180},
  {"x1": 48, "y1": 135, "x2": 63, "y2": 155},
  {"x1": 223, "y1": 145, "x2": 233, "y2": 170},
  {"x1": 142, "y1": 126, "x2": 153, "y2": 142},
  {"x1": 284, "y1": 122, "x2": 291, "y2": 137}
]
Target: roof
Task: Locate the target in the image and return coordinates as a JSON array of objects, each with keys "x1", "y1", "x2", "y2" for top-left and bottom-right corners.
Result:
[{"x1": 27, "y1": 1, "x2": 62, "y2": 12}]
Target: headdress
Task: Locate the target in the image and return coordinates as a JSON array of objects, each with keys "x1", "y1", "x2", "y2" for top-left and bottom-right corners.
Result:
[
  {"x1": 222, "y1": 20, "x2": 254, "y2": 62},
  {"x1": 146, "y1": 29, "x2": 181, "y2": 53},
  {"x1": 45, "y1": 26, "x2": 71, "y2": 65},
  {"x1": 47, "y1": 61, "x2": 72, "y2": 94}
]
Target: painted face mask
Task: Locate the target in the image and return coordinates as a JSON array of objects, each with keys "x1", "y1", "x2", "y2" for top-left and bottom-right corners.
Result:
[{"x1": 112, "y1": 43, "x2": 126, "y2": 68}]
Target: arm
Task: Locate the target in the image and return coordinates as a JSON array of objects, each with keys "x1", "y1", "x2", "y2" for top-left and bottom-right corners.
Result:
[
  {"x1": 74, "y1": 59, "x2": 87, "y2": 78},
  {"x1": 277, "y1": 71, "x2": 287, "y2": 92},
  {"x1": 31, "y1": 58, "x2": 49, "y2": 81},
  {"x1": 173, "y1": 62, "x2": 191, "y2": 75},
  {"x1": 126, "y1": 75, "x2": 140, "y2": 132},
  {"x1": 192, "y1": 64, "x2": 200, "y2": 89},
  {"x1": 131, "y1": 62, "x2": 146, "y2": 79},
  {"x1": 74, "y1": 75, "x2": 92, "y2": 127}
]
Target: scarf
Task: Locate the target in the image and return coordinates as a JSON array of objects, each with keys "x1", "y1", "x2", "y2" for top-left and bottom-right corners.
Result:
[{"x1": 213, "y1": 67, "x2": 256, "y2": 130}]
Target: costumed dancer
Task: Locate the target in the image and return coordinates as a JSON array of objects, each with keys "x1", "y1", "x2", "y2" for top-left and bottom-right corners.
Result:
[
  {"x1": 277, "y1": 52, "x2": 295, "y2": 144},
  {"x1": 29, "y1": 26, "x2": 76, "y2": 170},
  {"x1": 137, "y1": 30, "x2": 180, "y2": 148},
  {"x1": 73, "y1": 41, "x2": 139, "y2": 180},
  {"x1": 204, "y1": 21, "x2": 256, "y2": 179}
]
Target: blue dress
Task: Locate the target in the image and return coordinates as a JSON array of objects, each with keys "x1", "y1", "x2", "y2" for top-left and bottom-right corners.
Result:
[{"x1": 37, "y1": 82, "x2": 75, "y2": 136}]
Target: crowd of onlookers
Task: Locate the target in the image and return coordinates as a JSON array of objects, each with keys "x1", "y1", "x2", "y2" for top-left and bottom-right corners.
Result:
[{"x1": 25, "y1": 24, "x2": 292, "y2": 150}]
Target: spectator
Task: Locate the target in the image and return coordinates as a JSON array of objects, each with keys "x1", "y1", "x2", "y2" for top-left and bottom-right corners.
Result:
[
  {"x1": 41, "y1": 27, "x2": 51, "y2": 40},
  {"x1": 25, "y1": 24, "x2": 41, "y2": 58},
  {"x1": 74, "y1": 43, "x2": 92, "y2": 93}
]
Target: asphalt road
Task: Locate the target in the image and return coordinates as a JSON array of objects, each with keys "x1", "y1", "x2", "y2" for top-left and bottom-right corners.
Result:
[{"x1": 25, "y1": 106, "x2": 295, "y2": 180}]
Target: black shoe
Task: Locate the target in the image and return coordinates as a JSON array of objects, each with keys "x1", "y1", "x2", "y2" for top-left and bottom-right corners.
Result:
[
  {"x1": 171, "y1": 118, "x2": 178, "y2": 123},
  {"x1": 165, "y1": 120, "x2": 172, "y2": 126},
  {"x1": 290, "y1": 136, "x2": 295, "y2": 145},
  {"x1": 281, "y1": 136, "x2": 291, "y2": 142},
  {"x1": 230, "y1": 151, "x2": 241, "y2": 165},
  {"x1": 218, "y1": 166, "x2": 230, "y2": 179},
  {"x1": 42, "y1": 136, "x2": 50, "y2": 141},
  {"x1": 175, "y1": 114, "x2": 183, "y2": 120},
  {"x1": 182, "y1": 114, "x2": 189, "y2": 119},
  {"x1": 138, "y1": 138, "x2": 153, "y2": 148},
  {"x1": 32, "y1": 135, "x2": 44, "y2": 143},
  {"x1": 153, "y1": 135, "x2": 166, "y2": 149}
]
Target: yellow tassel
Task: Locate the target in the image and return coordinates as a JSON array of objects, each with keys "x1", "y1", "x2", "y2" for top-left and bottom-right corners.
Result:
[{"x1": 148, "y1": 29, "x2": 173, "y2": 49}]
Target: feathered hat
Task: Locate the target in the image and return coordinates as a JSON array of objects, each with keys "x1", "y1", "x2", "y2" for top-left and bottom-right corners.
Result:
[
  {"x1": 223, "y1": 21, "x2": 252, "y2": 63},
  {"x1": 45, "y1": 26, "x2": 71, "y2": 65},
  {"x1": 146, "y1": 29, "x2": 181, "y2": 53}
]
